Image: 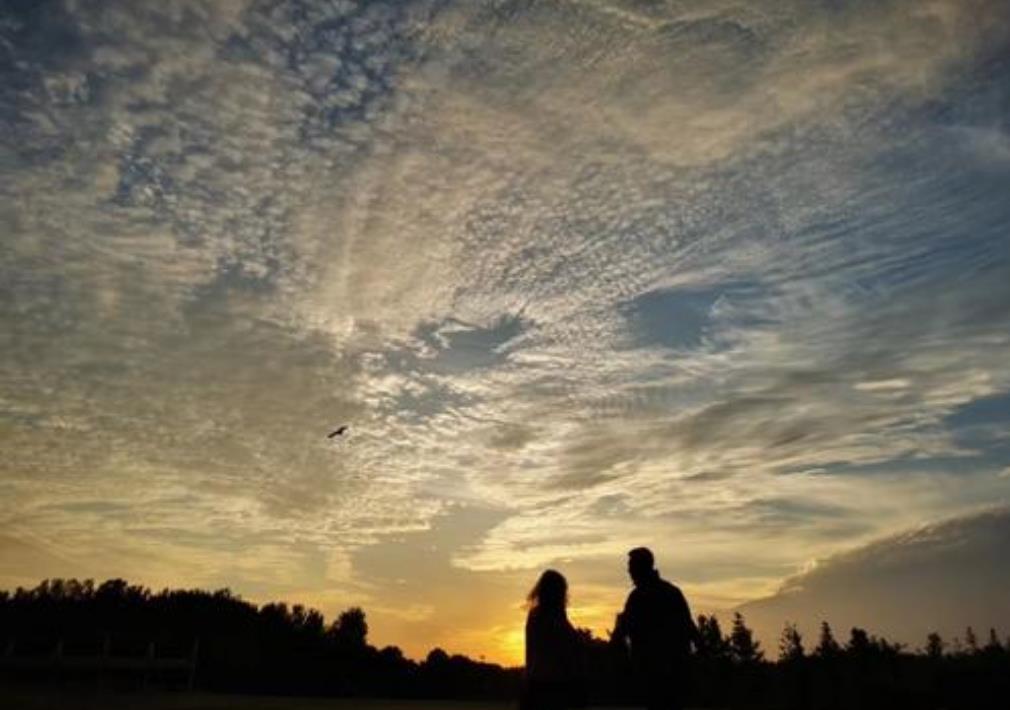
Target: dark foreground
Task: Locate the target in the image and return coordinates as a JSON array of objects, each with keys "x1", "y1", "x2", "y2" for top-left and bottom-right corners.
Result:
[
  {"x1": 0, "y1": 690, "x2": 534, "y2": 710},
  {"x1": 4, "y1": 580, "x2": 1009, "y2": 709}
]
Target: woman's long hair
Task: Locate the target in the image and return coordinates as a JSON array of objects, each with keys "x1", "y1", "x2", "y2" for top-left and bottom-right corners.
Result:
[{"x1": 526, "y1": 569, "x2": 568, "y2": 615}]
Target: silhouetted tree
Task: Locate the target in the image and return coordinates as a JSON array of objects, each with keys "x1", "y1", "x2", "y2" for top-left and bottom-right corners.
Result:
[
  {"x1": 814, "y1": 621, "x2": 841, "y2": 658},
  {"x1": 926, "y1": 632, "x2": 945, "y2": 659},
  {"x1": 697, "y1": 614, "x2": 731, "y2": 659},
  {"x1": 847, "y1": 628, "x2": 870, "y2": 654},
  {"x1": 983, "y1": 628, "x2": 1002, "y2": 654},
  {"x1": 779, "y1": 622, "x2": 805, "y2": 662},
  {"x1": 426, "y1": 648, "x2": 450, "y2": 665},
  {"x1": 964, "y1": 626, "x2": 978, "y2": 654},
  {"x1": 729, "y1": 612, "x2": 763, "y2": 664},
  {"x1": 0, "y1": 578, "x2": 520, "y2": 699},
  {"x1": 331, "y1": 607, "x2": 368, "y2": 647}
]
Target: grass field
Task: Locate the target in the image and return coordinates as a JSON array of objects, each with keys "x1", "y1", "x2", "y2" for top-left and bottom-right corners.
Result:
[
  {"x1": 0, "y1": 691, "x2": 515, "y2": 710},
  {"x1": 0, "y1": 690, "x2": 610, "y2": 710}
]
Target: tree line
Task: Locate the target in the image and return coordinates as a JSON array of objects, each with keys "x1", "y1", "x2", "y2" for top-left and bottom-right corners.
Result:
[
  {"x1": 0, "y1": 578, "x2": 517, "y2": 698},
  {"x1": 683, "y1": 613, "x2": 1010, "y2": 709},
  {"x1": 2, "y1": 578, "x2": 1008, "y2": 708}
]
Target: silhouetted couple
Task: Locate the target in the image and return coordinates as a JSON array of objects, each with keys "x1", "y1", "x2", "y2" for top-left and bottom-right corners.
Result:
[{"x1": 522, "y1": 547, "x2": 698, "y2": 710}]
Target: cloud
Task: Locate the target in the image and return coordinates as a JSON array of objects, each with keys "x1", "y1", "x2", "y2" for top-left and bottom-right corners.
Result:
[
  {"x1": 738, "y1": 507, "x2": 1010, "y2": 653},
  {"x1": 0, "y1": 0, "x2": 444, "y2": 564},
  {"x1": 1, "y1": 0, "x2": 1009, "y2": 661},
  {"x1": 951, "y1": 126, "x2": 1010, "y2": 165}
]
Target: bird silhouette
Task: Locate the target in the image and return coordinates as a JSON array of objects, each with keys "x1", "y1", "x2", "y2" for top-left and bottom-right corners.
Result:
[{"x1": 327, "y1": 425, "x2": 348, "y2": 439}]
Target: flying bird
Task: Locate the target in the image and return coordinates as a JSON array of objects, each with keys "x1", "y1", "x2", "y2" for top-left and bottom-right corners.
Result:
[{"x1": 327, "y1": 425, "x2": 348, "y2": 439}]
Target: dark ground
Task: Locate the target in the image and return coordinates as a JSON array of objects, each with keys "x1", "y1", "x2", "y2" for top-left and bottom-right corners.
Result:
[{"x1": 0, "y1": 690, "x2": 522, "y2": 710}]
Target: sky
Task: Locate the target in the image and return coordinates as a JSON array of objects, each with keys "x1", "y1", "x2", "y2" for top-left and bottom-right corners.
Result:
[{"x1": 1, "y1": 0, "x2": 1009, "y2": 665}]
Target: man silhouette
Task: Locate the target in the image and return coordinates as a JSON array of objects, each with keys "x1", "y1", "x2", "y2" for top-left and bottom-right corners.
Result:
[{"x1": 612, "y1": 547, "x2": 699, "y2": 710}]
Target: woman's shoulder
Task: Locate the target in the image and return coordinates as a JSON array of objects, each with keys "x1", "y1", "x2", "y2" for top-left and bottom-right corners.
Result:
[
  {"x1": 527, "y1": 605, "x2": 555, "y2": 623},
  {"x1": 527, "y1": 605, "x2": 570, "y2": 628}
]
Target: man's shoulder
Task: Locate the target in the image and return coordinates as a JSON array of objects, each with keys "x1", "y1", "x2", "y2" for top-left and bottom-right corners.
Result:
[
  {"x1": 623, "y1": 585, "x2": 651, "y2": 614},
  {"x1": 657, "y1": 577, "x2": 687, "y2": 601},
  {"x1": 660, "y1": 578, "x2": 682, "y2": 592},
  {"x1": 627, "y1": 578, "x2": 686, "y2": 605}
]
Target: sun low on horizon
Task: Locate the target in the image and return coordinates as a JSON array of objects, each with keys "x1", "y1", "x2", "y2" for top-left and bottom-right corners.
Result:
[{"x1": 2, "y1": 0, "x2": 1010, "y2": 667}]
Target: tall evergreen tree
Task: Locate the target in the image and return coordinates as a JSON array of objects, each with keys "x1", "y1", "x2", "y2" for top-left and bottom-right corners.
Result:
[
  {"x1": 814, "y1": 621, "x2": 841, "y2": 657},
  {"x1": 697, "y1": 614, "x2": 730, "y2": 659},
  {"x1": 729, "y1": 612, "x2": 763, "y2": 663},
  {"x1": 964, "y1": 626, "x2": 978, "y2": 654},
  {"x1": 778, "y1": 622, "x2": 804, "y2": 662}
]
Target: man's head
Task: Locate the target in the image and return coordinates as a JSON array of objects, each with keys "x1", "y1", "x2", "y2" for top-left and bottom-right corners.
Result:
[{"x1": 627, "y1": 547, "x2": 656, "y2": 586}]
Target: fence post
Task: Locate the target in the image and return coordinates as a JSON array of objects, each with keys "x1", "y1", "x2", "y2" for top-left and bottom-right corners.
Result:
[
  {"x1": 100, "y1": 634, "x2": 110, "y2": 690},
  {"x1": 52, "y1": 638, "x2": 63, "y2": 686},
  {"x1": 187, "y1": 638, "x2": 200, "y2": 691},
  {"x1": 143, "y1": 641, "x2": 155, "y2": 689}
]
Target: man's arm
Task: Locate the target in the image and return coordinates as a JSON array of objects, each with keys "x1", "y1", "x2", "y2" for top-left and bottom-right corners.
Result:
[
  {"x1": 674, "y1": 588, "x2": 701, "y2": 651},
  {"x1": 610, "y1": 592, "x2": 635, "y2": 649},
  {"x1": 610, "y1": 611, "x2": 628, "y2": 647}
]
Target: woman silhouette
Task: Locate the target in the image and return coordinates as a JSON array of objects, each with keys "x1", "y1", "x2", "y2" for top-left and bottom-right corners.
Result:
[{"x1": 522, "y1": 569, "x2": 586, "y2": 710}]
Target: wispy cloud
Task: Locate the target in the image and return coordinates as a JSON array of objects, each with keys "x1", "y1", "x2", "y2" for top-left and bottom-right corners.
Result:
[{"x1": 1, "y1": 0, "x2": 1009, "y2": 659}]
